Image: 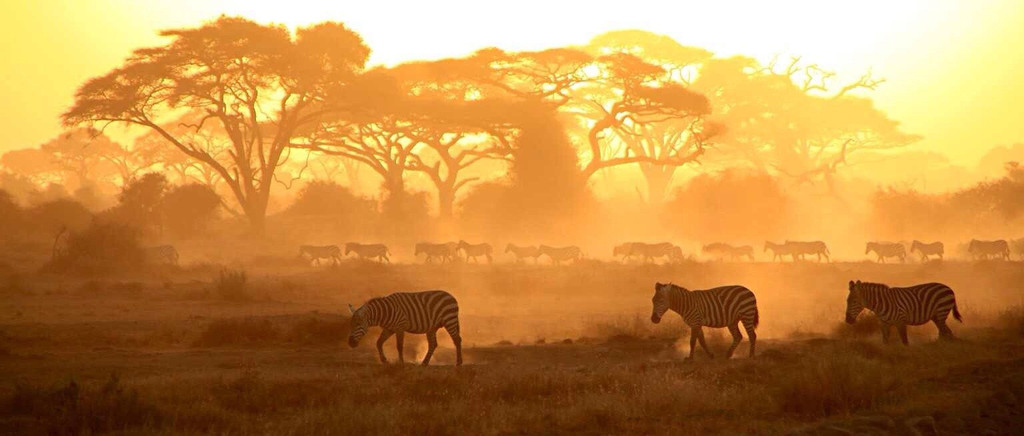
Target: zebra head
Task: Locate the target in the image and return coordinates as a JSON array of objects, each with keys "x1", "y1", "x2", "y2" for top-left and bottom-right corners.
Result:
[
  {"x1": 651, "y1": 282, "x2": 673, "y2": 324},
  {"x1": 846, "y1": 280, "x2": 865, "y2": 324},
  {"x1": 347, "y1": 303, "x2": 369, "y2": 348}
]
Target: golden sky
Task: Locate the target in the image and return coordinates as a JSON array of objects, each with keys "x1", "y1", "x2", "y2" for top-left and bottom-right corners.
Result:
[{"x1": 1, "y1": 0, "x2": 1021, "y2": 165}]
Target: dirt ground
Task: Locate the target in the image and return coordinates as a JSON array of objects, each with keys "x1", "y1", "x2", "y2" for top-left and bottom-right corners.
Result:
[{"x1": 1, "y1": 260, "x2": 1022, "y2": 435}]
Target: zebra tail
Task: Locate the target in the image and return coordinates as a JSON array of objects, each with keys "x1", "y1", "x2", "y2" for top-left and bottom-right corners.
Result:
[
  {"x1": 953, "y1": 303, "x2": 963, "y2": 323},
  {"x1": 752, "y1": 306, "x2": 760, "y2": 329}
]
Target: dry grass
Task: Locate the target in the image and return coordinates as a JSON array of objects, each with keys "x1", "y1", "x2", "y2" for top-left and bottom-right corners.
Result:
[{"x1": 1, "y1": 259, "x2": 1023, "y2": 434}]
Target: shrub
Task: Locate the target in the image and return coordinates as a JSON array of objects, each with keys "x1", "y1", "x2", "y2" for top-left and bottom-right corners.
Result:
[
  {"x1": 6, "y1": 374, "x2": 162, "y2": 434},
  {"x1": 832, "y1": 313, "x2": 882, "y2": 339},
  {"x1": 214, "y1": 269, "x2": 248, "y2": 301},
  {"x1": 163, "y1": 183, "x2": 221, "y2": 238},
  {"x1": 45, "y1": 222, "x2": 144, "y2": 273},
  {"x1": 775, "y1": 347, "x2": 899, "y2": 417}
]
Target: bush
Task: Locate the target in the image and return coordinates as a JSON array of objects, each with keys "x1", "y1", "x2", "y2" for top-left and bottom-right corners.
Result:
[
  {"x1": 832, "y1": 313, "x2": 882, "y2": 339},
  {"x1": 163, "y1": 183, "x2": 221, "y2": 238},
  {"x1": 46, "y1": 222, "x2": 144, "y2": 273},
  {"x1": 25, "y1": 198, "x2": 92, "y2": 237},
  {"x1": 214, "y1": 269, "x2": 248, "y2": 301},
  {"x1": 775, "y1": 347, "x2": 899, "y2": 417},
  {"x1": 6, "y1": 374, "x2": 162, "y2": 434}
]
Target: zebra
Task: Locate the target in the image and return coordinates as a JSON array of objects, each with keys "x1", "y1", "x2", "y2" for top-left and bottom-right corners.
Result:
[
  {"x1": 785, "y1": 240, "x2": 830, "y2": 262},
  {"x1": 458, "y1": 240, "x2": 493, "y2": 264},
  {"x1": 764, "y1": 241, "x2": 797, "y2": 262},
  {"x1": 703, "y1": 243, "x2": 755, "y2": 261},
  {"x1": 865, "y1": 241, "x2": 906, "y2": 263},
  {"x1": 845, "y1": 280, "x2": 962, "y2": 345},
  {"x1": 415, "y1": 242, "x2": 456, "y2": 264},
  {"x1": 651, "y1": 282, "x2": 759, "y2": 359},
  {"x1": 505, "y1": 244, "x2": 541, "y2": 264},
  {"x1": 145, "y1": 245, "x2": 179, "y2": 265},
  {"x1": 539, "y1": 245, "x2": 582, "y2": 265},
  {"x1": 968, "y1": 239, "x2": 1010, "y2": 260},
  {"x1": 910, "y1": 240, "x2": 944, "y2": 261},
  {"x1": 628, "y1": 242, "x2": 679, "y2": 264},
  {"x1": 1012, "y1": 238, "x2": 1024, "y2": 261},
  {"x1": 345, "y1": 243, "x2": 390, "y2": 263},
  {"x1": 347, "y1": 290, "x2": 462, "y2": 366},
  {"x1": 613, "y1": 242, "x2": 642, "y2": 262},
  {"x1": 298, "y1": 245, "x2": 341, "y2": 266}
]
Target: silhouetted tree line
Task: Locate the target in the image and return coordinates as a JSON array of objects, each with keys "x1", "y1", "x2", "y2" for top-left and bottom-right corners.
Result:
[
  {"x1": 870, "y1": 162, "x2": 1024, "y2": 240},
  {"x1": 0, "y1": 17, "x2": 927, "y2": 241}
]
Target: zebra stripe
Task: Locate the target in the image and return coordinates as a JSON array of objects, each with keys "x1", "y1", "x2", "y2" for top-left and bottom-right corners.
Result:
[
  {"x1": 345, "y1": 243, "x2": 390, "y2": 263},
  {"x1": 145, "y1": 245, "x2": 179, "y2": 265},
  {"x1": 968, "y1": 239, "x2": 1010, "y2": 261},
  {"x1": 651, "y1": 283, "x2": 759, "y2": 359},
  {"x1": 505, "y1": 244, "x2": 541, "y2": 263},
  {"x1": 846, "y1": 280, "x2": 962, "y2": 345},
  {"x1": 298, "y1": 245, "x2": 341, "y2": 266},
  {"x1": 865, "y1": 242, "x2": 906, "y2": 263},
  {"x1": 348, "y1": 290, "x2": 462, "y2": 366},
  {"x1": 458, "y1": 240, "x2": 494, "y2": 264},
  {"x1": 911, "y1": 240, "x2": 944, "y2": 261}
]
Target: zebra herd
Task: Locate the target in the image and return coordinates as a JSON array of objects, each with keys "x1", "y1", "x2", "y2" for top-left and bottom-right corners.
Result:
[
  {"x1": 346, "y1": 279, "x2": 964, "y2": 365},
  {"x1": 299, "y1": 238, "x2": 1023, "y2": 265}
]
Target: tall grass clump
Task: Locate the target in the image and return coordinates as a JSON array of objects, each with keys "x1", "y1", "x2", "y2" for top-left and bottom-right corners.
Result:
[
  {"x1": 6, "y1": 373, "x2": 162, "y2": 434},
  {"x1": 214, "y1": 268, "x2": 248, "y2": 301},
  {"x1": 775, "y1": 346, "x2": 900, "y2": 417}
]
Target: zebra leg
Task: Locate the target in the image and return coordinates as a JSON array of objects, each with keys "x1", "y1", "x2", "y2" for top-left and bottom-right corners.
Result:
[
  {"x1": 695, "y1": 328, "x2": 714, "y2": 359},
  {"x1": 444, "y1": 324, "x2": 463, "y2": 366},
  {"x1": 934, "y1": 318, "x2": 954, "y2": 340},
  {"x1": 880, "y1": 323, "x2": 892, "y2": 344},
  {"x1": 395, "y1": 332, "x2": 405, "y2": 364},
  {"x1": 422, "y1": 330, "x2": 439, "y2": 366},
  {"x1": 726, "y1": 323, "x2": 742, "y2": 359},
  {"x1": 376, "y1": 330, "x2": 394, "y2": 364},
  {"x1": 897, "y1": 324, "x2": 909, "y2": 346},
  {"x1": 687, "y1": 328, "x2": 698, "y2": 359},
  {"x1": 745, "y1": 323, "x2": 757, "y2": 358}
]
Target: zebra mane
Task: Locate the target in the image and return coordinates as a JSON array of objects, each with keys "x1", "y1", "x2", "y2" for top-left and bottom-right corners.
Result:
[
  {"x1": 658, "y1": 282, "x2": 689, "y2": 293},
  {"x1": 856, "y1": 281, "x2": 890, "y2": 290}
]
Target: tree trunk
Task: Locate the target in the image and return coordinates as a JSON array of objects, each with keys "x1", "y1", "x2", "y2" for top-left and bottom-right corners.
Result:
[
  {"x1": 437, "y1": 185, "x2": 455, "y2": 220},
  {"x1": 640, "y1": 164, "x2": 677, "y2": 205}
]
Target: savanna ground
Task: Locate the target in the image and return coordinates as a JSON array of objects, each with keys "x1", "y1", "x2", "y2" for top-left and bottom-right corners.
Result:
[{"x1": 1, "y1": 250, "x2": 1023, "y2": 435}]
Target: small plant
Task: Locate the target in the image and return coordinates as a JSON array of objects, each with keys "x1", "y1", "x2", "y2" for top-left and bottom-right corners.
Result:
[
  {"x1": 214, "y1": 268, "x2": 248, "y2": 301},
  {"x1": 774, "y1": 347, "x2": 899, "y2": 417}
]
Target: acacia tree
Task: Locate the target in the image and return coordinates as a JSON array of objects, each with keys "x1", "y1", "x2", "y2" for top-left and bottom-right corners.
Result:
[
  {"x1": 694, "y1": 55, "x2": 920, "y2": 190},
  {"x1": 62, "y1": 16, "x2": 371, "y2": 233},
  {"x1": 566, "y1": 52, "x2": 716, "y2": 202}
]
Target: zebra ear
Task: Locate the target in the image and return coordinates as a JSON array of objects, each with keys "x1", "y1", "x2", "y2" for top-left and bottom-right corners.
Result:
[{"x1": 347, "y1": 304, "x2": 356, "y2": 314}]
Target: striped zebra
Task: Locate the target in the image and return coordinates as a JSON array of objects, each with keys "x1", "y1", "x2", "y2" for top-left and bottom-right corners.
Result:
[
  {"x1": 345, "y1": 243, "x2": 390, "y2": 263},
  {"x1": 865, "y1": 241, "x2": 906, "y2": 263},
  {"x1": 613, "y1": 242, "x2": 642, "y2": 262},
  {"x1": 968, "y1": 239, "x2": 1010, "y2": 261},
  {"x1": 651, "y1": 283, "x2": 759, "y2": 359},
  {"x1": 505, "y1": 244, "x2": 541, "y2": 264},
  {"x1": 298, "y1": 245, "x2": 341, "y2": 266},
  {"x1": 539, "y1": 245, "x2": 582, "y2": 265},
  {"x1": 458, "y1": 240, "x2": 493, "y2": 264},
  {"x1": 145, "y1": 245, "x2": 179, "y2": 265},
  {"x1": 347, "y1": 290, "x2": 462, "y2": 366},
  {"x1": 629, "y1": 242, "x2": 678, "y2": 264},
  {"x1": 846, "y1": 280, "x2": 962, "y2": 345},
  {"x1": 415, "y1": 242, "x2": 456, "y2": 264},
  {"x1": 786, "y1": 240, "x2": 830, "y2": 262},
  {"x1": 703, "y1": 243, "x2": 755, "y2": 261},
  {"x1": 764, "y1": 241, "x2": 797, "y2": 262},
  {"x1": 1012, "y1": 238, "x2": 1024, "y2": 261},
  {"x1": 911, "y1": 240, "x2": 944, "y2": 261}
]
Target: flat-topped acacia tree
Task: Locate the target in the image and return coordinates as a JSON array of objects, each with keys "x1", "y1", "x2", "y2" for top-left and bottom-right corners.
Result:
[{"x1": 62, "y1": 16, "x2": 371, "y2": 234}]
